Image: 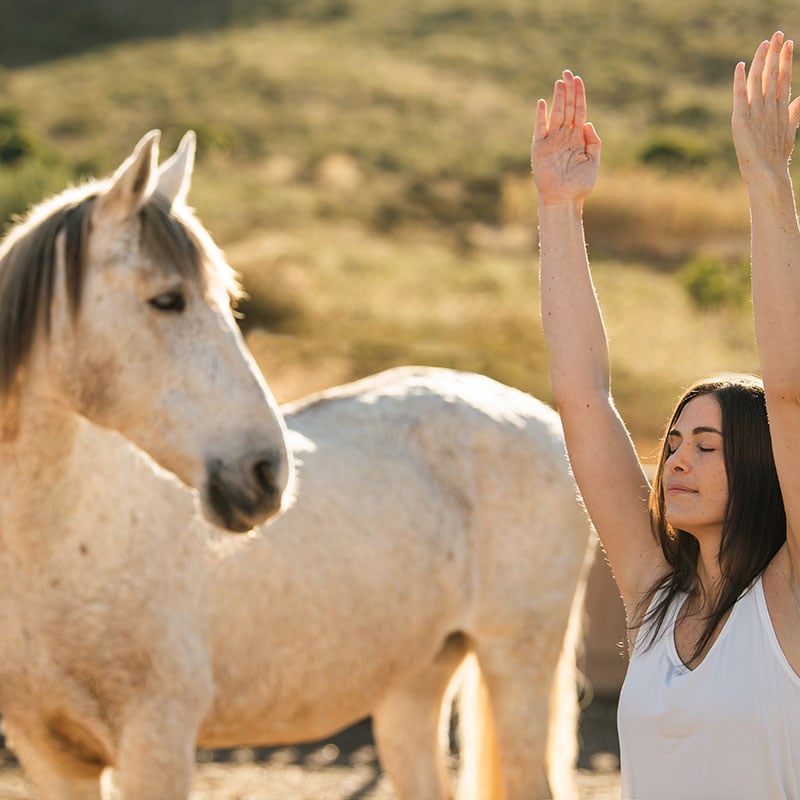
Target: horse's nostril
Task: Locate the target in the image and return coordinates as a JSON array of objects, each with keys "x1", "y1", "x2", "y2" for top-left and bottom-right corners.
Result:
[
  {"x1": 253, "y1": 456, "x2": 279, "y2": 497},
  {"x1": 204, "y1": 453, "x2": 284, "y2": 532}
]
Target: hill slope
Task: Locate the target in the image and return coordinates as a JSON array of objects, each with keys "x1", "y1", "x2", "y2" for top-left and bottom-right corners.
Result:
[{"x1": 0, "y1": 0, "x2": 785, "y2": 445}]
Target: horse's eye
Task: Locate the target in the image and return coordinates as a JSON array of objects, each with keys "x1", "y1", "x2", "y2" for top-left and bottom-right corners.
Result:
[{"x1": 148, "y1": 291, "x2": 186, "y2": 313}]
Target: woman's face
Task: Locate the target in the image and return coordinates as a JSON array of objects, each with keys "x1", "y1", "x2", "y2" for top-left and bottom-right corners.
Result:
[{"x1": 662, "y1": 393, "x2": 729, "y2": 540}]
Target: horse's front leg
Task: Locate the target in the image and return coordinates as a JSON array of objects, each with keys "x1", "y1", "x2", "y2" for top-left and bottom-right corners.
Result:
[
  {"x1": 3, "y1": 720, "x2": 104, "y2": 800},
  {"x1": 105, "y1": 697, "x2": 207, "y2": 800}
]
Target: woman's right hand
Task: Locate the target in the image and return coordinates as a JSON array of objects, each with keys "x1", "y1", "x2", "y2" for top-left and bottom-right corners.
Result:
[{"x1": 531, "y1": 70, "x2": 601, "y2": 206}]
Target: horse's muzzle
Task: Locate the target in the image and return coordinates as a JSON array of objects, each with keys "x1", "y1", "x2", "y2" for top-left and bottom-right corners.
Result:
[{"x1": 204, "y1": 451, "x2": 285, "y2": 532}]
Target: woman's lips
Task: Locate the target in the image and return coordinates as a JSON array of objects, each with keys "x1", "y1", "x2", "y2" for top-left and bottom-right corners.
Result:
[{"x1": 666, "y1": 484, "x2": 696, "y2": 494}]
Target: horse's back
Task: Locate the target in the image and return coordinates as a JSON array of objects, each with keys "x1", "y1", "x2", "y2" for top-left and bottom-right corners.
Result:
[
  {"x1": 283, "y1": 366, "x2": 592, "y2": 623},
  {"x1": 283, "y1": 365, "x2": 565, "y2": 461},
  {"x1": 284, "y1": 366, "x2": 574, "y2": 504}
]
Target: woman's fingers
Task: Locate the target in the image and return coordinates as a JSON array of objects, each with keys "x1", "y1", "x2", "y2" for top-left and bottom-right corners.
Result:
[
  {"x1": 583, "y1": 122, "x2": 601, "y2": 159},
  {"x1": 732, "y1": 60, "x2": 749, "y2": 118},
  {"x1": 763, "y1": 31, "x2": 783, "y2": 99},
  {"x1": 789, "y1": 95, "x2": 800, "y2": 131},
  {"x1": 574, "y1": 75, "x2": 588, "y2": 129},
  {"x1": 533, "y1": 97, "x2": 549, "y2": 143},
  {"x1": 563, "y1": 70, "x2": 576, "y2": 127},
  {"x1": 550, "y1": 78, "x2": 566, "y2": 130},
  {"x1": 747, "y1": 39, "x2": 770, "y2": 103},
  {"x1": 779, "y1": 38, "x2": 793, "y2": 105},
  {"x1": 739, "y1": 33, "x2": 792, "y2": 111},
  {"x1": 541, "y1": 69, "x2": 586, "y2": 134}
]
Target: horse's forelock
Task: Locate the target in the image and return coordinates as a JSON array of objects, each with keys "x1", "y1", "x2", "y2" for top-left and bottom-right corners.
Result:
[{"x1": 0, "y1": 187, "x2": 97, "y2": 396}]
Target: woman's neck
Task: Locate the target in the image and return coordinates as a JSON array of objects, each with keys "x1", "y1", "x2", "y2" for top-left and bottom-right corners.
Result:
[{"x1": 693, "y1": 533, "x2": 723, "y2": 607}]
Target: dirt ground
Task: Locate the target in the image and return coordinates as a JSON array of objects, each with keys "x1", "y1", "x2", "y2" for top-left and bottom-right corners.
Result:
[{"x1": 0, "y1": 699, "x2": 621, "y2": 799}]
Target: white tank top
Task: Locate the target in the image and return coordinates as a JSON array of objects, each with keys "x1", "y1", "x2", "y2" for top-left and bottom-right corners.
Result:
[{"x1": 617, "y1": 575, "x2": 800, "y2": 800}]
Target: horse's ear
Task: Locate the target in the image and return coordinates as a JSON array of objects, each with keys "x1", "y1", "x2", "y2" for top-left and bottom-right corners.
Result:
[
  {"x1": 156, "y1": 131, "x2": 196, "y2": 208},
  {"x1": 94, "y1": 130, "x2": 160, "y2": 223}
]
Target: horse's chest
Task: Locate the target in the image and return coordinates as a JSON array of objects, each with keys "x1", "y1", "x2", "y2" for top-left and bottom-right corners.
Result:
[
  {"x1": 0, "y1": 587, "x2": 34, "y2": 701},
  {"x1": 1, "y1": 640, "x2": 116, "y2": 772},
  {"x1": 0, "y1": 588, "x2": 136, "y2": 763}
]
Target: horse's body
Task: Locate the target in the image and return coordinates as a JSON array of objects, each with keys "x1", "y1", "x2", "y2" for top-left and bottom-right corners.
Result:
[{"x1": 0, "y1": 135, "x2": 595, "y2": 800}]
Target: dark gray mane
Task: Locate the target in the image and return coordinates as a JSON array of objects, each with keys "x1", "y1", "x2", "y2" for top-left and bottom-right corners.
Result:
[{"x1": 0, "y1": 183, "x2": 233, "y2": 396}]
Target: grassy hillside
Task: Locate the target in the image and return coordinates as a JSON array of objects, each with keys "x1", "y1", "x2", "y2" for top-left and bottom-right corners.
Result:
[{"x1": 1, "y1": 0, "x2": 794, "y2": 448}]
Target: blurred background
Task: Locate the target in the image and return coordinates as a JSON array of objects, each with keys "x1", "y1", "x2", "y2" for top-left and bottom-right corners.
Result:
[{"x1": 2, "y1": 0, "x2": 799, "y2": 721}]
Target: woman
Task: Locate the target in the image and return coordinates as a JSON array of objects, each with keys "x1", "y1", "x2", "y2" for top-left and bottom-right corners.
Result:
[{"x1": 531, "y1": 32, "x2": 800, "y2": 798}]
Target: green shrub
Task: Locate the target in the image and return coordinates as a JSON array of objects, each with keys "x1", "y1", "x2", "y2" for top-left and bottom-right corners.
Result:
[
  {"x1": 679, "y1": 255, "x2": 750, "y2": 309},
  {"x1": 0, "y1": 108, "x2": 42, "y2": 165},
  {"x1": 0, "y1": 159, "x2": 74, "y2": 231},
  {"x1": 640, "y1": 132, "x2": 709, "y2": 170}
]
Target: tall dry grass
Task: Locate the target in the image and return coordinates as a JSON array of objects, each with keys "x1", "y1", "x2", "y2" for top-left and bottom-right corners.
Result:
[{"x1": 232, "y1": 210, "x2": 758, "y2": 451}]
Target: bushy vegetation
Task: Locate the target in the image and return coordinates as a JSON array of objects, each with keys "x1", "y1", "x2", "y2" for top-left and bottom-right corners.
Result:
[
  {"x1": 679, "y1": 255, "x2": 751, "y2": 309},
  {"x1": 2, "y1": 0, "x2": 789, "y2": 447}
]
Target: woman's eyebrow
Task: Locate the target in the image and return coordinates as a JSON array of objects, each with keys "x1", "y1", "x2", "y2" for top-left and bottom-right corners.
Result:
[
  {"x1": 667, "y1": 426, "x2": 723, "y2": 437},
  {"x1": 692, "y1": 426, "x2": 723, "y2": 435}
]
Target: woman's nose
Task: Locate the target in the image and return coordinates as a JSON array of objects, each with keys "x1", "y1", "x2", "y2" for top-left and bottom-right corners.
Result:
[{"x1": 667, "y1": 447, "x2": 688, "y2": 472}]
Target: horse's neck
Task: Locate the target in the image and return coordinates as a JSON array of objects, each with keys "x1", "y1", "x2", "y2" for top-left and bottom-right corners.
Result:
[
  {"x1": 0, "y1": 395, "x2": 81, "y2": 535},
  {"x1": 0, "y1": 396, "x2": 195, "y2": 560}
]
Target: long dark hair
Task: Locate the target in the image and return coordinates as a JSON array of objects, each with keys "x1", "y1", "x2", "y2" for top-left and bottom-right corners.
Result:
[{"x1": 633, "y1": 374, "x2": 785, "y2": 663}]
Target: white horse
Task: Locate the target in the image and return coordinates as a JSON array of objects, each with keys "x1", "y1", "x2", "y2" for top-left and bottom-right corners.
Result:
[{"x1": 0, "y1": 133, "x2": 596, "y2": 800}]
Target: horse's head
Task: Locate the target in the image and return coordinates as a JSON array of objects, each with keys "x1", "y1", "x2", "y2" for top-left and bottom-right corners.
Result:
[{"x1": 0, "y1": 131, "x2": 293, "y2": 532}]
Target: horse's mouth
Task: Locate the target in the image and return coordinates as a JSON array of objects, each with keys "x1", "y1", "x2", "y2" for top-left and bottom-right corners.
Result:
[{"x1": 205, "y1": 472, "x2": 282, "y2": 533}]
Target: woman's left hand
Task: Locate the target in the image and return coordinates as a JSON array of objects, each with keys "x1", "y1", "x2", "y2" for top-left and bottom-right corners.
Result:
[{"x1": 732, "y1": 31, "x2": 800, "y2": 188}]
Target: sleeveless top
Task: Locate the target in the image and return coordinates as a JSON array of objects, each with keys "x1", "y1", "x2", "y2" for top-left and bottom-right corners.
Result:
[{"x1": 617, "y1": 575, "x2": 800, "y2": 800}]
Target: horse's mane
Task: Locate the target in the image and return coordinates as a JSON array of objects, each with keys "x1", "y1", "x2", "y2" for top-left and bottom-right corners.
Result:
[{"x1": 0, "y1": 181, "x2": 242, "y2": 396}]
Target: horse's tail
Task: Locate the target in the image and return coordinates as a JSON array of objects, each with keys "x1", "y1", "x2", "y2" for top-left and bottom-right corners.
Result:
[
  {"x1": 454, "y1": 652, "x2": 503, "y2": 800},
  {"x1": 545, "y1": 556, "x2": 592, "y2": 800},
  {"x1": 454, "y1": 585, "x2": 589, "y2": 800}
]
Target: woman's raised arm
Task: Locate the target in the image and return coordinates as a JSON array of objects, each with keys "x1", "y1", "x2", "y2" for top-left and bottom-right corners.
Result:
[
  {"x1": 733, "y1": 32, "x2": 800, "y2": 567},
  {"x1": 532, "y1": 72, "x2": 663, "y2": 611}
]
